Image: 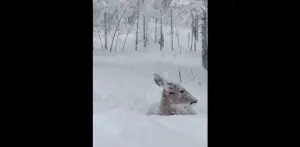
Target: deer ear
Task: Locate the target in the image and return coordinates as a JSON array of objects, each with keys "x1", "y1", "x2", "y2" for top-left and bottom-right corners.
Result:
[{"x1": 153, "y1": 73, "x2": 166, "y2": 87}]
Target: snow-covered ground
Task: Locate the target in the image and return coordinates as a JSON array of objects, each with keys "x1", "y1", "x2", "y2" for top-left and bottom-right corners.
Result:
[{"x1": 93, "y1": 50, "x2": 207, "y2": 147}]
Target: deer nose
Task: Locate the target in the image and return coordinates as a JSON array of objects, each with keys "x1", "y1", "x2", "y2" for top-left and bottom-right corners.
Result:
[{"x1": 190, "y1": 100, "x2": 197, "y2": 104}]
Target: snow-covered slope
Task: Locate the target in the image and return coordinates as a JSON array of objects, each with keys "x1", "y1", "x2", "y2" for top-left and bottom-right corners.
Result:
[{"x1": 93, "y1": 52, "x2": 207, "y2": 147}]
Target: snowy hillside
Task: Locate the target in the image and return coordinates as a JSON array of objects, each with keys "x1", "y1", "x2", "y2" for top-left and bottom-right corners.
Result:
[
  {"x1": 93, "y1": 0, "x2": 207, "y2": 146},
  {"x1": 93, "y1": 51, "x2": 207, "y2": 147}
]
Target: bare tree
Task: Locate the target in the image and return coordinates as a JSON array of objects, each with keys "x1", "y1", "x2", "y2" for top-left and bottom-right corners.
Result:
[
  {"x1": 106, "y1": 0, "x2": 111, "y2": 33},
  {"x1": 201, "y1": 0, "x2": 208, "y2": 70},
  {"x1": 194, "y1": 12, "x2": 199, "y2": 52},
  {"x1": 176, "y1": 28, "x2": 180, "y2": 50},
  {"x1": 93, "y1": 0, "x2": 207, "y2": 55},
  {"x1": 190, "y1": 9, "x2": 198, "y2": 52},
  {"x1": 99, "y1": 36, "x2": 104, "y2": 51},
  {"x1": 142, "y1": 0, "x2": 147, "y2": 51},
  {"x1": 195, "y1": 13, "x2": 199, "y2": 41},
  {"x1": 143, "y1": 17, "x2": 147, "y2": 52},
  {"x1": 146, "y1": 19, "x2": 149, "y2": 39},
  {"x1": 170, "y1": 7, "x2": 174, "y2": 51},
  {"x1": 109, "y1": 3, "x2": 130, "y2": 52},
  {"x1": 135, "y1": 0, "x2": 140, "y2": 51},
  {"x1": 190, "y1": 15, "x2": 194, "y2": 54},
  {"x1": 104, "y1": 12, "x2": 108, "y2": 50},
  {"x1": 194, "y1": 32, "x2": 196, "y2": 52},
  {"x1": 155, "y1": 18, "x2": 158, "y2": 43},
  {"x1": 188, "y1": 33, "x2": 190, "y2": 49},
  {"x1": 95, "y1": 27, "x2": 104, "y2": 51},
  {"x1": 122, "y1": 15, "x2": 137, "y2": 52},
  {"x1": 125, "y1": 16, "x2": 128, "y2": 30},
  {"x1": 145, "y1": 18, "x2": 149, "y2": 51},
  {"x1": 158, "y1": 10, "x2": 164, "y2": 52},
  {"x1": 114, "y1": 32, "x2": 120, "y2": 52}
]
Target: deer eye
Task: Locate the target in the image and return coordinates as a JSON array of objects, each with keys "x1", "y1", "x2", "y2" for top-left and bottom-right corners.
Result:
[{"x1": 179, "y1": 90, "x2": 185, "y2": 93}]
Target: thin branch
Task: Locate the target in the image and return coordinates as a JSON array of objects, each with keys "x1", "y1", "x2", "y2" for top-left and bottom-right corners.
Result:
[{"x1": 178, "y1": 70, "x2": 182, "y2": 83}]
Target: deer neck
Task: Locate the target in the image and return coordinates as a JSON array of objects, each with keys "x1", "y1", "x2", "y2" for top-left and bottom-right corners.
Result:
[{"x1": 159, "y1": 90, "x2": 175, "y2": 115}]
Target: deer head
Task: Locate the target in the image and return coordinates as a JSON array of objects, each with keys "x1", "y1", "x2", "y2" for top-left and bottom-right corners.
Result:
[{"x1": 153, "y1": 73, "x2": 198, "y2": 107}]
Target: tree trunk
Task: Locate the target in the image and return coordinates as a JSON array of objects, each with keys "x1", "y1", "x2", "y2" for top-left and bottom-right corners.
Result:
[
  {"x1": 155, "y1": 18, "x2": 158, "y2": 43},
  {"x1": 195, "y1": 13, "x2": 199, "y2": 41},
  {"x1": 194, "y1": 13, "x2": 199, "y2": 52},
  {"x1": 104, "y1": 12, "x2": 108, "y2": 50},
  {"x1": 201, "y1": 5, "x2": 208, "y2": 70},
  {"x1": 99, "y1": 36, "x2": 104, "y2": 51},
  {"x1": 188, "y1": 33, "x2": 190, "y2": 49},
  {"x1": 106, "y1": 0, "x2": 111, "y2": 33},
  {"x1": 143, "y1": 15, "x2": 146, "y2": 51},
  {"x1": 190, "y1": 14, "x2": 194, "y2": 53},
  {"x1": 170, "y1": 8, "x2": 173, "y2": 51},
  {"x1": 159, "y1": 9, "x2": 164, "y2": 52},
  {"x1": 194, "y1": 32, "x2": 196, "y2": 52},
  {"x1": 142, "y1": 0, "x2": 146, "y2": 51},
  {"x1": 191, "y1": 11, "x2": 197, "y2": 52},
  {"x1": 176, "y1": 30, "x2": 180, "y2": 50},
  {"x1": 190, "y1": 36, "x2": 193, "y2": 53},
  {"x1": 135, "y1": 0, "x2": 140, "y2": 51},
  {"x1": 114, "y1": 32, "x2": 119, "y2": 52},
  {"x1": 125, "y1": 17, "x2": 128, "y2": 30},
  {"x1": 145, "y1": 19, "x2": 149, "y2": 51}
]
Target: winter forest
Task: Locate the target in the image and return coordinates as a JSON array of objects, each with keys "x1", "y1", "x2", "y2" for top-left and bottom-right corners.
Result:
[{"x1": 93, "y1": 0, "x2": 207, "y2": 147}]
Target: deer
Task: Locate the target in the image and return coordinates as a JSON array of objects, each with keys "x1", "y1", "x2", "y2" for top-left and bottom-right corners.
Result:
[{"x1": 147, "y1": 73, "x2": 198, "y2": 116}]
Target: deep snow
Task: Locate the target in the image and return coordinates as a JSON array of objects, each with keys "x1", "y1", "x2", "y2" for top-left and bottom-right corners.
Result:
[
  {"x1": 93, "y1": 51, "x2": 207, "y2": 147},
  {"x1": 93, "y1": 0, "x2": 207, "y2": 145}
]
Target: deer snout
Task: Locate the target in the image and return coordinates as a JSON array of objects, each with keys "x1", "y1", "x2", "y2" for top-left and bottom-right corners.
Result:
[{"x1": 190, "y1": 100, "x2": 197, "y2": 104}]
